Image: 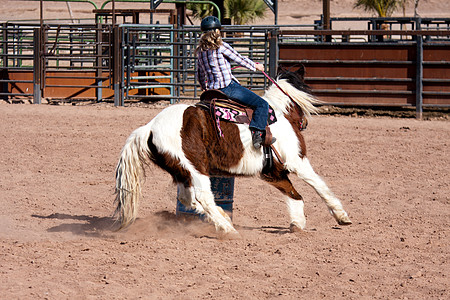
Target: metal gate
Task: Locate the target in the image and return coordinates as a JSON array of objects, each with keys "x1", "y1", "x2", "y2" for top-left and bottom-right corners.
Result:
[
  {"x1": 117, "y1": 25, "x2": 275, "y2": 104},
  {"x1": 120, "y1": 24, "x2": 175, "y2": 103},
  {"x1": 1, "y1": 23, "x2": 113, "y2": 103},
  {"x1": 0, "y1": 23, "x2": 35, "y2": 100},
  {"x1": 42, "y1": 24, "x2": 113, "y2": 102}
]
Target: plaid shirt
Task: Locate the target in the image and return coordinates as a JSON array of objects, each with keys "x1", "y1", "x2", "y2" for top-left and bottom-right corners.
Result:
[{"x1": 197, "y1": 42, "x2": 256, "y2": 90}]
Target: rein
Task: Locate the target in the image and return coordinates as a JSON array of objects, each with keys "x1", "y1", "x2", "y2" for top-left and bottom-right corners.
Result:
[
  {"x1": 232, "y1": 65, "x2": 295, "y2": 103},
  {"x1": 261, "y1": 70, "x2": 294, "y2": 102},
  {"x1": 257, "y1": 70, "x2": 291, "y2": 165}
]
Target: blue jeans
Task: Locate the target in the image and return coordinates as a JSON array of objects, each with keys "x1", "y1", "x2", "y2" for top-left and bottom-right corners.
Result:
[{"x1": 219, "y1": 80, "x2": 268, "y2": 131}]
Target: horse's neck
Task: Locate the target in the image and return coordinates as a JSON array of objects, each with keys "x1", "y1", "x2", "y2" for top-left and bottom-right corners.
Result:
[{"x1": 263, "y1": 85, "x2": 291, "y2": 115}]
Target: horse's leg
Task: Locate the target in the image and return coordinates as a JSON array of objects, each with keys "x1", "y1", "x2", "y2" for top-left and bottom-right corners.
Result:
[
  {"x1": 261, "y1": 166, "x2": 306, "y2": 231},
  {"x1": 178, "y1": 182, "x2": 232, "y2": 224},
  {"x1": 191, "y1": 173, "x2": 237, "y2": 235},
  {"x1": 177, "y1": 183, "x2": 205, "y2": 215},
  {"x1": 290, "y1": 157, "x2": 352, "y2": 225}
]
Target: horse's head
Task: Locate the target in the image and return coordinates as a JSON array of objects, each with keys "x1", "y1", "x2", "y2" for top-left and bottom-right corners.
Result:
[{"x1": 276, "y1": 65, "x2": 312, "y2": 95}]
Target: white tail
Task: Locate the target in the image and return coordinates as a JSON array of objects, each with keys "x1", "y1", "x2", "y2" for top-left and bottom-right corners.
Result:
[{"x1": 114, "y1": 124, "x2": 152, "y2": 229}]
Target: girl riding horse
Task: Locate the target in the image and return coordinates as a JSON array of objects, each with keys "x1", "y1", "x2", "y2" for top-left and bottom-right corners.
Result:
[
  {"x1": 114, "y1": 65, "x2": 352, "y2": 235},
  {"x1": 196, "y1": 16, "x2": 275, "y2": 149}
]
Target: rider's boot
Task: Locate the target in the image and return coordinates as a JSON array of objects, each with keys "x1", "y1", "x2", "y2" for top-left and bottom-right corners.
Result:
[{"x1": 251, "y1": 129, "x2": 276, "y2": 149}]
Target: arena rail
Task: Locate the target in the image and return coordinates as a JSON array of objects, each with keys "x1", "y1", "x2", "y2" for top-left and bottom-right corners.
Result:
[
  {"x1": 1, "y1": 20, "x2": 449, "y2": 118},
  {"x1": 278, "y1": 29, "x2": 450, "y2": 118},
  {"x1": 0, "y1": 23, "x2": 113, "y2": 103}
]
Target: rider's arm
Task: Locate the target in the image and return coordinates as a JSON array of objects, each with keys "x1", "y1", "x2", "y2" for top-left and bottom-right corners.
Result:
[{"x1": 220, "y1": 42, "x2": 257, "y2": 72}]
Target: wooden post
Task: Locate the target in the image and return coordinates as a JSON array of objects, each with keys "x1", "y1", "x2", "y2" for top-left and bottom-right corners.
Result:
[
  {"x1": 112, "y1": 0, "x2": 116, "y2": 25},
  {"x1": 175, "y1": 3, "x2": 186, "y2": 26},
  {"x1": 323, "y1": 0, "x2": 331, "y2": 42},
  {"x1": 323, "y1": 0, "x2": 330, "y2": 29}
]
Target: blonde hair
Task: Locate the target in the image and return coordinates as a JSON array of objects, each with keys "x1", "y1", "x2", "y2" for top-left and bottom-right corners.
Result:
[{"x1": 195, "y1": 29, "x2": 223, "y2": 54}]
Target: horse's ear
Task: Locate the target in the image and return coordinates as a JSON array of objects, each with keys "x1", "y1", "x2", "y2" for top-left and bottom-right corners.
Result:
[
  {"x1": 296, "y1": 64, "x2": 305, "y2": 79},
  {"x1": 277, "y1": 65, "x2": 288, "y2": 77}
]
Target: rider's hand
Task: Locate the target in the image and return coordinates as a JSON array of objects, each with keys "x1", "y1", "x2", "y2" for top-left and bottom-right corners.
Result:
[{"x1": 255, "y1": 63, "x2": 264, "y2": 72}]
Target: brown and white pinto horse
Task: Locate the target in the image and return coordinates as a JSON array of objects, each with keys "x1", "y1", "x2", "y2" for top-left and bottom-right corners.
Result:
[{"x1": 114, "y1": 67, "x2": 352, "y2": 234}]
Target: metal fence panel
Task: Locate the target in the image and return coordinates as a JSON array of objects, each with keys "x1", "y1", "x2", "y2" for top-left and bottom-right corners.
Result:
[
  {"x1": 278, "y1": 28, "x2": 450, "y2": 117},
  {"x1": 42, "y1": 24, "x2": 112, "y2": 101},
  {"x1": 0, "y1": 23, "x2": 36, "y2": 99},
  {"x1": 1, "y1": 20, "x2": 449, "y2": 117},
  {"x1": 118, "y1": 25, "x2": 272, "y2": 103}
]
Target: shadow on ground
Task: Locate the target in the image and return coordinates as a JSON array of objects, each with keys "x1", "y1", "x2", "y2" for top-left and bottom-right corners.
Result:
[{"x1": 32, "y1": 213, "x2": 117, "y2": 237}]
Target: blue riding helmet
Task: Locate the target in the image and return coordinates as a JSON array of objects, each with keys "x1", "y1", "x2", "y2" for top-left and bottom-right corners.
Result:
[{"x1": 201, "y1": 16, "x2": 221, "y2": 32}]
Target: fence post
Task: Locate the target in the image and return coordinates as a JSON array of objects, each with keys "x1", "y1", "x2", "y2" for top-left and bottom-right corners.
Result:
[
  {"x1": 33, "y1": 28, "x2": 42, "y2": 104},
  {"x1": 96, "y1": 23, "x2": 103, "y2": 102},
  {"x1": 113, "y1": 25, "x2": 123, "y2": 106},
  {"x1": 268, "y1": 29, "x2": 279, "y2": 79},
  {"x1": 1, "y1": 24, "x2": 8, "y2": 101},
  {"x1": 415, "y1": 35, "x2": 423, "y2": 119},
  {"x1": 1, "y1": 24, "x2": 6, "y2": 68}
]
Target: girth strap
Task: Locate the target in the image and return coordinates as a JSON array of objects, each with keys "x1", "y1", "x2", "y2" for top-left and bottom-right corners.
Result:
[{"x1": 270, "y1": 144, "x2": 285, "y2": 165}]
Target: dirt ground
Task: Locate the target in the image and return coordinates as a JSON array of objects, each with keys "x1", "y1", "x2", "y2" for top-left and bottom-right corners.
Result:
[
  {"x1": 0, "y1": 101, "x2": 448, "y2": 299},
  {"x1": 1, "y1": 1, "x2": 449, "y2": 298}
]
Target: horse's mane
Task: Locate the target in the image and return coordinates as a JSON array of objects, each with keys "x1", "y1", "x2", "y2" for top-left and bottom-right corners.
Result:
[{"x1": 263, "y1": 70, "x2": 321, "y2": 119}]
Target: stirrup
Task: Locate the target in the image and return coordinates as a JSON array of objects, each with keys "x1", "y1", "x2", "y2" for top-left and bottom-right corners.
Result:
[{"x1": 267, "y1": 136, "x2": 276, "y2": 146}]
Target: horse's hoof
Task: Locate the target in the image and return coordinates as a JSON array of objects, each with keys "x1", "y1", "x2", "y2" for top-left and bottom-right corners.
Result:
[
  {"x1": 337, "y1": 216, "x2": 352, "y2": 226},
  {"x1": 289, "y1": 223, "x2": 305, "y2": 233}
]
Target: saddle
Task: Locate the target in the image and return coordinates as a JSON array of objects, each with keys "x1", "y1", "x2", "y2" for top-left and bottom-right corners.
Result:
[
  {"x1": 196, "y1": 90, "x2": 285, "y2": 167},
  {"x1": 197, "y1": 90, "x2": 277, "y2": 146}
]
